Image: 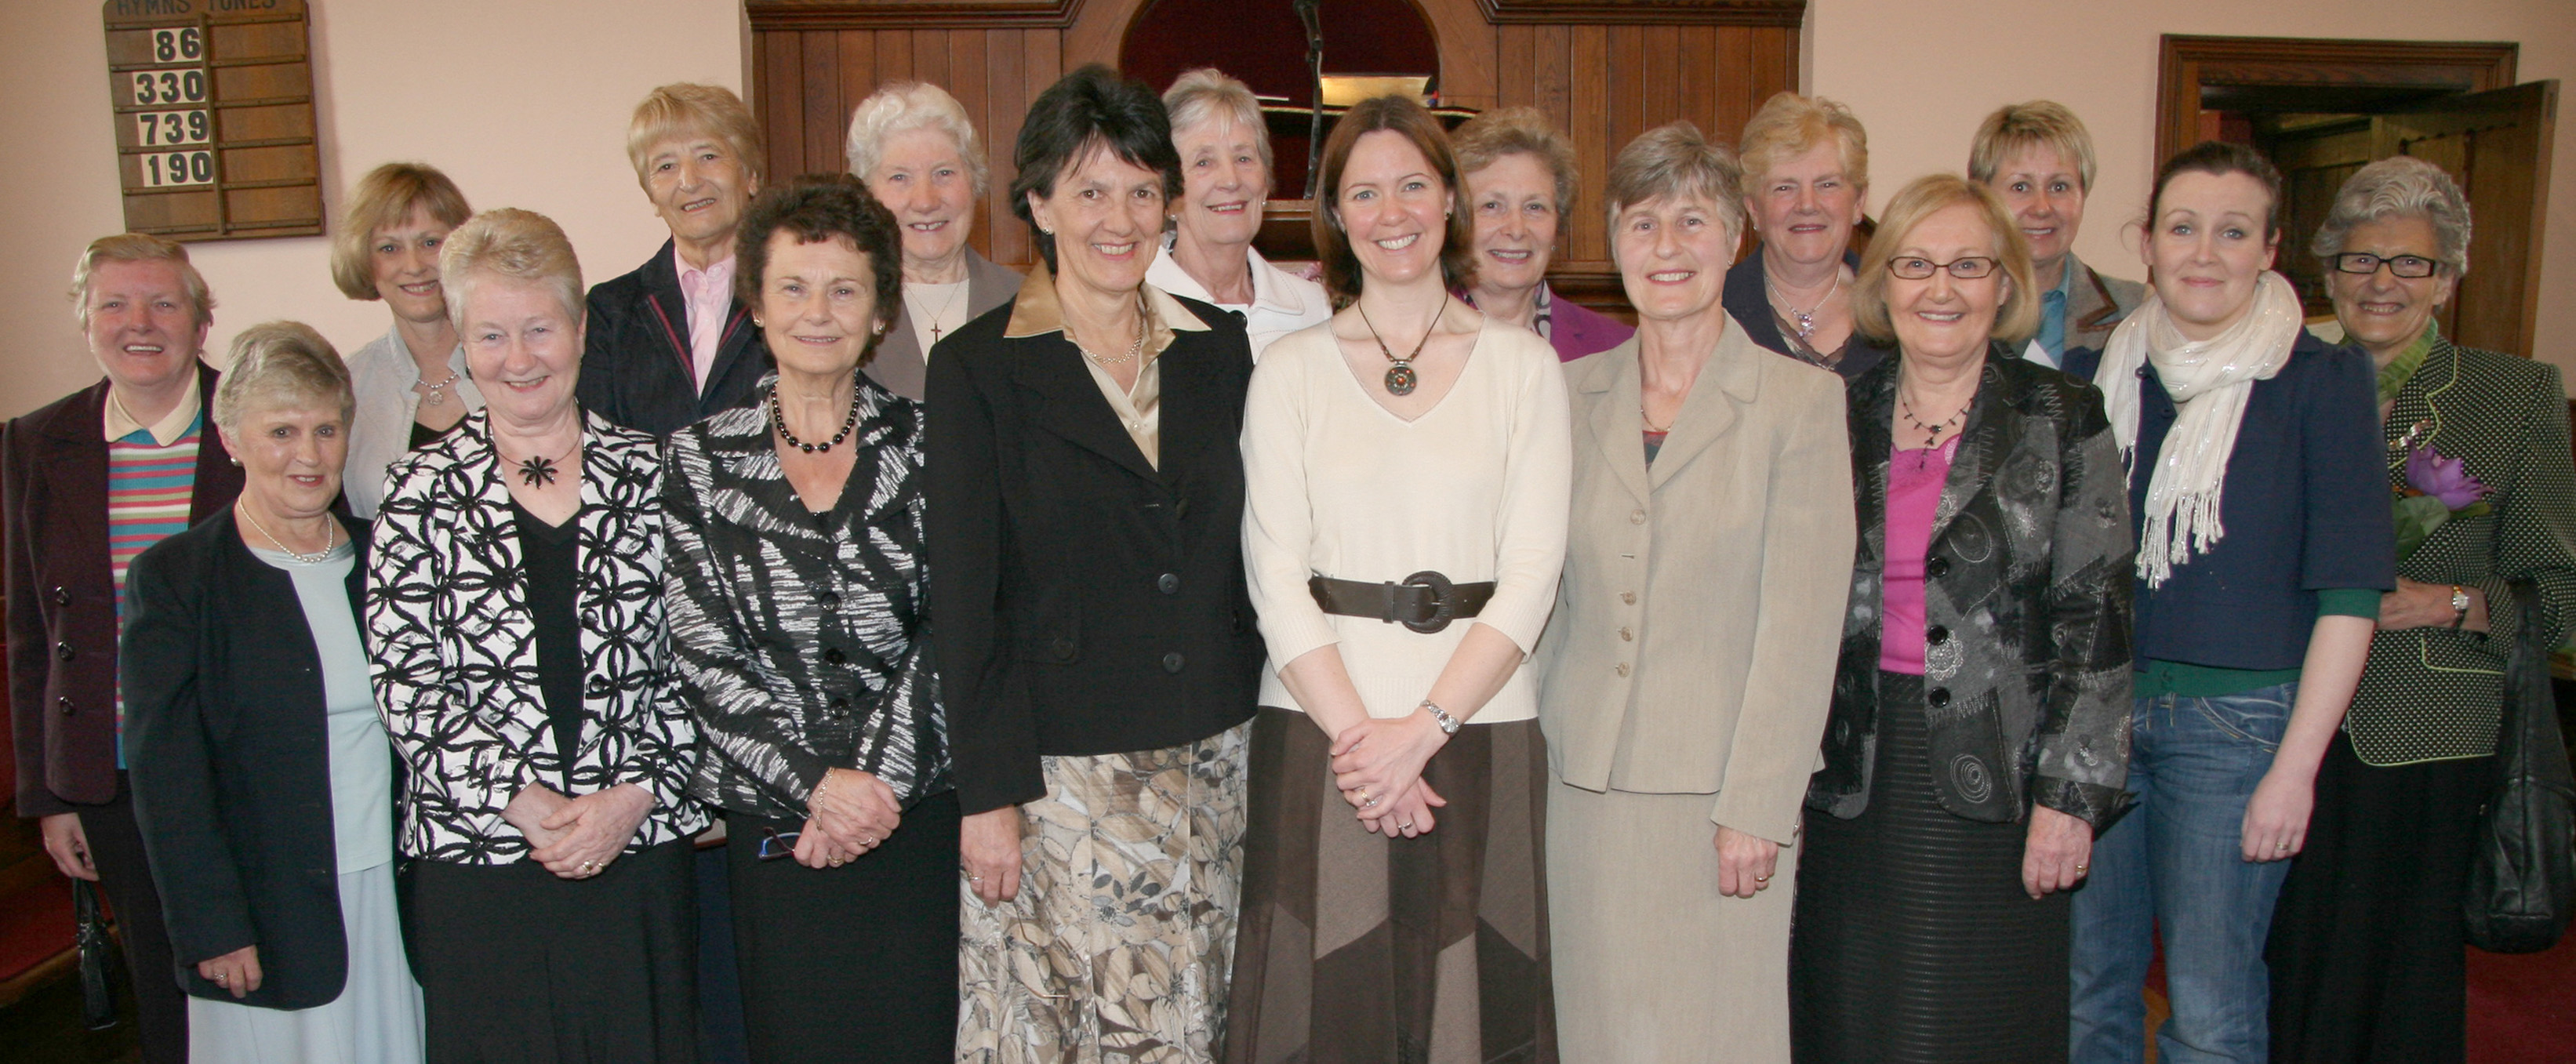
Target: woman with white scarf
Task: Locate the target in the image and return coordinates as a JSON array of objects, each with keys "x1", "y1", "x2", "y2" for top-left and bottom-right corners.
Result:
[{"x1": 2064, "y1": 141, "x2": 2393, "y2": 1064}]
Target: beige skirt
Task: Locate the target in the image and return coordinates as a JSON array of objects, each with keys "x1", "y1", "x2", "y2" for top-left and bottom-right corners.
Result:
[
  {"x1": 957, "y1": 721, "x2": 1252, "y2": 1064},
  {"x1": 1546, "y1": 779, "x2": 1800, "y2": 1063}
]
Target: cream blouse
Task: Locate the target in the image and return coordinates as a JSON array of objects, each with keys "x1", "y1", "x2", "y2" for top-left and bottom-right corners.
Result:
[{"x1": 1240, "y1": 318, "x2": 1571, "y2": 722}]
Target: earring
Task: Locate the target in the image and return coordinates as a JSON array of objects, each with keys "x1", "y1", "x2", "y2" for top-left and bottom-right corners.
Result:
[{"x1": 1038, "y1": 224, "x2": 1054, "y2": 235}]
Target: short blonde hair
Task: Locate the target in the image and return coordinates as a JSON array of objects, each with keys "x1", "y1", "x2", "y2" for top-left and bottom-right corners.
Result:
[
  {"x1": 1738, "y1": 92, "x2": 1869, "y2": 194},
  {"x1": 1851, "y1": 173, "x2": 2038, "y2": 347},
  {"x1": 330, "y1": 162, "x2": 473, "y2": 301},
  {"x1": 1967, "y1": 100, "x2": 2098, "y2": 192},
  {"x1": 1604, "y1": 122, "x2": 1745, "y2": 253},
  {"x1": 69, "y1": 233, "x2": 213, "y2": 330},
  {"x1": 845, "y1": 81, "x2": 989, "y2": 197},
  {"x1": 213, "y1": 321, "x2": 352, "y2": 430},
  {"x1": 1163, "y1": 68, "x2": 1273, "y2": 172},
  {"x1": 625, "y1": 83, "x2": 765, "y2": 190},
  {"x1": 439, "y1": 209, "x2": 584, "y2": 336},
  {"x1": 1452, "y1": 107, "x2": 1581, "y2": 217}
]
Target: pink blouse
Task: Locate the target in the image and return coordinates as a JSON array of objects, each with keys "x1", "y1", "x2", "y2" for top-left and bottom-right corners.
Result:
[{"x1": 1878, "y1": 435, "x2": 1960, "y2": 675}]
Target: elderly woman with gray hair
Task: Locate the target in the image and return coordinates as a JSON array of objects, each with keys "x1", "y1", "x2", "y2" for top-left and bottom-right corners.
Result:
[
  {"x1": 1453, "y1": 106, "x2": 1632, "y2": 361},
  {"x1": 2265, "y1": 155, "x2": 2576, "y2": 1063},
  {"x1": 1536, "y1": 122, "x2": 1853, "y2": 1062},
  {"x1": 123, "y1": 323, "x2": 422, "y2": 1063},
  {"x1": 1144, "y1": 67, "x2": 1331, "y2": 358},
  {"x1": 845, "y1": 79, "x2": 1022, "y2": 399}
]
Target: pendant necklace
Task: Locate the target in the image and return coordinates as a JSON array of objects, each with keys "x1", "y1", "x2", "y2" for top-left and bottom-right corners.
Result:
[
  {"x1": 907, "y1": 281, "x2": 968, "y2": 346},
  {"x1": 1765, "y1": 269, "x2": 1840, "y2": 343},
  {"x1": 418, "y1": 368, "x2": 462, "y2": 409},
  {"x1": 769, "y1": 379, "x2": 863, "y2": 453},
  {"x1": 1899, "y1": 393, "x2": 1967, "y2": 469},
  {"x1": 238, "y1": 504, "x2": 336, "y2": 564},
  {"x1": 504, "y1": 438, "x2": 580, "y2": 486},
  {"x1": 1359, "y1": 292, "x2": 1448, "y2": 397}
]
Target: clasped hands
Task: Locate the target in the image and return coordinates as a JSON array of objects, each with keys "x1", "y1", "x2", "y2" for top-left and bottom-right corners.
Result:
[
  {"x1": 792, "y1": 768, "x2": 903, "y2": 870},
  {"x1": 503, "y1": 782, "x2": 655, "y2": 879},
  {"x1": 1330, "y1": 708, "x2": 1451, "y2": 839}
]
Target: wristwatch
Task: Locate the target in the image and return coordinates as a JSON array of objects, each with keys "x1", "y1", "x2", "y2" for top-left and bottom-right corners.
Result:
[
  {"x1": 1420, "y1": 699, "x2": 1462, "y2": 735},
  {"x1": 2451, "y1": 584, "x2": 2472, "y2": 630}
]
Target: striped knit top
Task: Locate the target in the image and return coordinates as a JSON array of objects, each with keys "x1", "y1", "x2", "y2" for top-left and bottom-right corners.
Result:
[{"x1": 105, "y1": 389, "x2": 205, "y2": 763}]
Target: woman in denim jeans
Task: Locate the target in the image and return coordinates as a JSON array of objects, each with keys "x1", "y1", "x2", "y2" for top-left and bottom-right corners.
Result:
[{"x1": 2062, "y1": 142, "x2": 2394, "y2": 1064}]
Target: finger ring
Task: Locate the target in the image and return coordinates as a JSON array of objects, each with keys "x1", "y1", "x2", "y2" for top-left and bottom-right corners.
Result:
[
  {"x1": 1399, "y1": 822, "x2": 1415, "y2": 830},
  {"x1": 1755, "y1": 874, "x2": 1770, "y2": 882},
  {"x1": 830, "y1": 857, "x2": 845, "y2": 867},
  {"x1": 2075, "y1": 863, "x2": 2089, "y2": 873},
  {"x1": 968, "y1": 874, "x2": 983, "y2": 882},
  {"x1": 213, "y1": 974, "x2": 227, "y2": 986},
  {"x1": 2276, "y1": 843, "x2": 2291, "y2": 852}
]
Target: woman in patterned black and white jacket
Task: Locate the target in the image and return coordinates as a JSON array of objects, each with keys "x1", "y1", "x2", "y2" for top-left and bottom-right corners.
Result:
[
  {"x1": 367, "y1": 207, "x2": 706, "y2": 1062},
  {"x1": 663, "y1": 175, "x2": 956, "y2": 1061}
]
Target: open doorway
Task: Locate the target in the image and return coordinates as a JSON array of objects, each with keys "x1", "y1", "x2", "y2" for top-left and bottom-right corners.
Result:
[{"x1": 2156, "y1": 35, "x2": 2557, "y2": 359}]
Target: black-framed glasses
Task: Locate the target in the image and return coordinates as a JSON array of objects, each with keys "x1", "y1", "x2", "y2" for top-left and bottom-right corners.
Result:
[
  {"x1": 2327, "y1": 252, "x2": 2440, "y2": 278},
  {"x1": 1886, "y1": 256, "x2": 1999, "y2": 280},
  {"x1": 756, "y1": 826, "x2": 801, "y2": 861}
]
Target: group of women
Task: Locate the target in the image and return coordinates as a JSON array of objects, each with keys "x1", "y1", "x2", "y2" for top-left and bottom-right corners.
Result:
[{"x1": 8, "y1": 57, "x2": 2570, "y2": 1064}]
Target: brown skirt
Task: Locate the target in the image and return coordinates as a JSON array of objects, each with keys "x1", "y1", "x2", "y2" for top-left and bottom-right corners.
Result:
[{"x1": 1223, "y1": 707, "x2": 1557, "y2": 1064}]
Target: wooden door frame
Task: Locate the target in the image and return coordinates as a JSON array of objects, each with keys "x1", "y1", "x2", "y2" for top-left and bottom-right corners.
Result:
[{"x1": 2154, "y1": 34, "x2": 2518, "y2": 163}]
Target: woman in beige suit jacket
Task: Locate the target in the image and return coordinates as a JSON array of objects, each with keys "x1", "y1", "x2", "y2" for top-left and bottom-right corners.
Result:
[{"x1": 1536, "y1": 123, "x2": 1856, "y2": 1063}]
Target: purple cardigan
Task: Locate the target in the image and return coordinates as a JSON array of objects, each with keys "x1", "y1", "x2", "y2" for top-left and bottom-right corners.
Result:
[{"x1": 1544, "y1": 285, "x2": 1635, "y2": 362}]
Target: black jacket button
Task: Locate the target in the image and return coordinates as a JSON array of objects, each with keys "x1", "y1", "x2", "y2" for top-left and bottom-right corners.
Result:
[
  {"x1": 1925, "y1": 557, "x2": 1951, "y2": 579},
  {"x1": 56, "y1": 696, "x2": 74, "y2": 715},
  {"x1": 819, "y1": 590, "x2": 841, "y2": 610},
  {"x1": 51, "y1": 586, "x2": 69, "y2": 605},
  {"x1": 1052, "y1": 637, "x2": 1076, "y2": 661},
  {"x1": 823, "y1": 646, "x2": 847, "y2": 666},
  {"x1": 1161, "y1": 652, "x2": 1185, "y2": 674},
  {"x1": 55, "y1": 642, "x2": 73, "y2": 662},
  {"x1": 1927, "y1": 688, "x2": 1951, "y2": 708},
  {"x1": 1157, "y1": 572, "x2": 1180, "y2": 594},
  {"x1": 1926, "y1": 625, "x2": 1950, "y2": 644}
]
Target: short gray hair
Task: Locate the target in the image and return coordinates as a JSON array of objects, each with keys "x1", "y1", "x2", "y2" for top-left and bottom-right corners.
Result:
[
  {"x1": 213, "y1": 321, "x2": 353, "y2": 430},
  {"x1": 1605, "y1": 122, "x2": 1746, "y2": 247},
  {"x1": 845, "y1": 82, "x2": 989, "y2": 198},
  {"x1": 2309, "y1": 155, "x2": 2472, "y2": 275},
  {"x1": 1162, "y1": 68, "x2": 1273, "y2": 172}
]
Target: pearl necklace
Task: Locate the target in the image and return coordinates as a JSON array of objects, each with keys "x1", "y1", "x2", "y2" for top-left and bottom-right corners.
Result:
[{"x1": 238, "y1": 504, "x2": 337, "y2": 565}]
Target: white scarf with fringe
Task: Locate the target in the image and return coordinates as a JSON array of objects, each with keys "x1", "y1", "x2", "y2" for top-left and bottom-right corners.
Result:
[{"x1": 2095, "y1": 271, "x2": 2305, "y2": 587}]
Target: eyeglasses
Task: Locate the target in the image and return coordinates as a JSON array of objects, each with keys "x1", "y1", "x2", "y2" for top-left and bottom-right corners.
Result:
[
  {"x1": 2327, "y1": 252, "x2": 2440, "y2": 278},
  {"x1": 1885, "y1": 256, "x2": 1999, "y2": 280},
  {"x1": 756, "y1": 826, "x2": 801, "y2": 862}
]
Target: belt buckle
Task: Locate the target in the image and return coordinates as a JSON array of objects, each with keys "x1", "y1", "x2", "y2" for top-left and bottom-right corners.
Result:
[{"x1": 1400, "y1": 570, "x2": 1456, "y2": 634}]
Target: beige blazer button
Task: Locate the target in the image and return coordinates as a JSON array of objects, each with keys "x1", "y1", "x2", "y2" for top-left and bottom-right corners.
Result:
[
  {"x1": 1630, "y1": 509, "x2": 1647, "y2": 525},
  {"x1": 1619, "y1": 627, "x2": 1633, "y2": 641},
  {"x1": 1615, "y1": 663, "x2": 1631, "y2": 677},
  {"x1": 1620, "y1": 590, "x2": 1637, "y2": 605}
]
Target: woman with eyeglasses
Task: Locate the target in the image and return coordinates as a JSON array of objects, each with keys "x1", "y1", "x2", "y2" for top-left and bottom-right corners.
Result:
[
  {"x1": 2263, "y1": 157, "x2": 2576, "y2": 1064},
  {"x1": 663, "y1": 175, "x2": 956, "y2": 1061},
  {"x1": 1788, "y1": 174, "x2": 2135, "y2": 1062}
]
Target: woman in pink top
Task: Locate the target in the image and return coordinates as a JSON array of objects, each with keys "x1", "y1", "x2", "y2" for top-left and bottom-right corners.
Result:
[{"x1": 1788, "y1": 175, "x2": 2135, "y2": 1062}]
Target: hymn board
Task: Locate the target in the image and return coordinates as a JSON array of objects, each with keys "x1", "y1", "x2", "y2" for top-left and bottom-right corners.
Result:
[{"x1": 101, "y1": 0, "x2": 324, "y2": 241}]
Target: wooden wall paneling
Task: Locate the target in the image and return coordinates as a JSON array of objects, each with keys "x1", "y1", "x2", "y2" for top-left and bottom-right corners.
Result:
[
  {"x1": 1496, "y1": 25, "x2": 1536, "y2": 111},
  {"x1": 1749, "y1": 23, "x2": 1789, "y2": 117},
  {"x1": 878, "y1": 30, "x2": 914, "y2": 87},
  {"x1": 980, "y1": 29, "x2": 1029, "y2": 265},
  {"x1": 761, "y1": 30, "x2": 808, "y2": 186},
  {"x1": 801, "y1": 31, "x2": 845, "y2": 176},
  {"x1": 1567, "y1": 26, "x2": 1611, "y2": 266},
  {"x1": 1609, "y1": 27, "x2": 1645, "y2": 154},
  {"x1": 835, "y1": 30, "x2": 879, "y2": 165},
  {"x1": 1677, "y1": 27, "x2": 1717, "y2": 138},
  {"x1": 912, "y1": 30, "x2": 951, "y2": 89},
  {"x1": 1715, "y1": 26, "x2": 1754, "y2": 139},
  {"x1": 1416, "y1": 0, "x2": 1498, "y2": 110},
  {"x1": 1534, "y1": 24, "x2": 1572, "y2": 124}
]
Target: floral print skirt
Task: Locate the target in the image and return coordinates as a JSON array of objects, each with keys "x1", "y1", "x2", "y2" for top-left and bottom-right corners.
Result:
[{"x1": 957, "y1": 720, "x2": 1252, "y2": 1064}]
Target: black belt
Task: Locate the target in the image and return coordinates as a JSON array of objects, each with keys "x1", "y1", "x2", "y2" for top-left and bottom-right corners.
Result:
[{"x1": 1309, "y1": 572, "x2": 1495, "y2": 634}]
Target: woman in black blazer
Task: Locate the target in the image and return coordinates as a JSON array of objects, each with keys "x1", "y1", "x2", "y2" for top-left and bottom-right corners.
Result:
[
  {"x1": 929, "y1": 65, "x2": 1264, "y2": 1059},
  {"x1": 122, "y1": 323, "x2": 422, "y2": 1062}
]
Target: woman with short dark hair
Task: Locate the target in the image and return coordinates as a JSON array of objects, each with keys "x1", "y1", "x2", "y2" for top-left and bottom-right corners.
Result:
[
  {"x1": 666, "y1": 172, "x2": 953, "y2": 1061},
  {"x1": 928, "y1": 65, "x2": 1262, "y2": 1062},
  {"x1": 1226, "y1": 93, "x2": 1569, "y2": 1062}
]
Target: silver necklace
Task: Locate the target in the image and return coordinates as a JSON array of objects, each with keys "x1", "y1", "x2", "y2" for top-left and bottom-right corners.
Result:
[
  {"x1": 418, "y1": 368, "x2": 461, "y2": 409},
  {"x1": 1072, "y1": 317, "x2": 1146, "y2": 368},
  {"x1": 1765, "y1": 269, "x2": 1841, "y2": 343},
  {"x1": 238, "y1": 504, "x2": 336, "y2": 564}
]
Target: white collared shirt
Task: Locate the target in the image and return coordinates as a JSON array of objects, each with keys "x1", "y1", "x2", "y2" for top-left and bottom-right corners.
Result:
[{"x1": 1145, "y1": 236, "x2": 1332, "y2": 361}]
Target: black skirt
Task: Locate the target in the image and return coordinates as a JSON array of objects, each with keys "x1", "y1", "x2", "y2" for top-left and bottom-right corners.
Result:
[
  {"x1": 404, "y1": 837, "x2": 699, "y2": 1063},
  {"x1": 2265, "y1": 734, "x2": 2491, "y2": 1063},
  {"x1": 724, "y1": 790, "x2": 962, "y2": 1062},
  {"x1": 1790, "y1": 670, "x2": 2069, "y2": 1064}
]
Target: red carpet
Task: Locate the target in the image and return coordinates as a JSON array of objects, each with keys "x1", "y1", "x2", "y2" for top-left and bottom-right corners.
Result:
[{"x1": 2469, "y1": 934, "x2": 2576, "y2": 1063}]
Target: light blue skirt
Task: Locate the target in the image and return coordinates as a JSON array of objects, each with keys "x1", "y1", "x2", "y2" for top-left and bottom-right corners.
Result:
[{"x1": 186, "y1": 860, "x2": 423, "y2": 1064}]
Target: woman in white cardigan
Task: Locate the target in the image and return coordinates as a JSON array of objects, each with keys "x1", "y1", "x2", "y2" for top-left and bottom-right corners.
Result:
[
  {"x1": 1225, "y1": 94, "x2": 1571, "y2": 1063},
  {"x1": 332, "y1": 162, "x2": 485, "y2": 517}
]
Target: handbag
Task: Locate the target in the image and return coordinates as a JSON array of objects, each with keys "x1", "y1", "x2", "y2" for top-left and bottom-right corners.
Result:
[
  {"x1": 2462, "y1": 579, "x2": 2576, "y2": 953},
  {"x1": 72, "y1": 877, "x2": 125, "y2": 1030}
]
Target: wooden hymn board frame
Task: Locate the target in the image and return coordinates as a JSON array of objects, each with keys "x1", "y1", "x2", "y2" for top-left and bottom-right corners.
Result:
[{"x1": 102, "y1": 0, "x2": 323, "y2": 241}]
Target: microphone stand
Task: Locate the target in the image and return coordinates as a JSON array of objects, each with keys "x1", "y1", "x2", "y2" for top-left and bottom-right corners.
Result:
[{"x1": 1294, "y1": 0, "x2": 1325, "y2": 201}]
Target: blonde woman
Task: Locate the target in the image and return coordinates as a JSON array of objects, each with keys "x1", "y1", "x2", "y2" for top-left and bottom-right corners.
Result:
[
  {"x1": 1721, "y1": 92, "x2": 1889, "y2": 379},
  {"x1": 332, "y1": 162, "x2": 482, "y2": 516}
]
